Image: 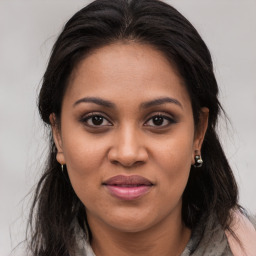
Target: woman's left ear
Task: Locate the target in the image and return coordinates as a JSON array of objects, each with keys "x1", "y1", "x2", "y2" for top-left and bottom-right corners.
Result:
[
  {"x1": 192, "y1": 107, "x2": 209, "y2": 161},
  {"x1": 49, "y1": 113, "x2": 66, "y2": 165}
]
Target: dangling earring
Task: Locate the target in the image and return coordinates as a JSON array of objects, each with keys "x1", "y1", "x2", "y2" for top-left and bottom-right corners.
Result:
[
  {"x1": 61, "y1": 164, "x2": 64, "y2": 172},
  {"x1": 194, "y1": 155, "x2": 203, "y2": 168}
]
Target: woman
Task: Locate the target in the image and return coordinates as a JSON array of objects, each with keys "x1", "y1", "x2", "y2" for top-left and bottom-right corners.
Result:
[{"x1": 27, "y1": 0, "x2": 256, "y2": 255}]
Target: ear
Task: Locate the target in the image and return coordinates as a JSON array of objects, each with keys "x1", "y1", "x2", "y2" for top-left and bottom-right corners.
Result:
[
  {"x1": 49, "y1": 113, "x2": 66, "y2": 165},
  {"x1": 192, "y1": 107, "x2": 209, "y2": 164}
]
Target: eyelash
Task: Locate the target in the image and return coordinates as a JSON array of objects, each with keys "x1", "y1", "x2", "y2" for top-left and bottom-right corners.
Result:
[
  {"x1": 80, "y1": 112, "x2": 176, "y2": 128},
  {"x1": 144, "y1": 113, "x2": 176, "y2": 127},
  {"x1": 80, "y1": 112, "x2": 112, "y2": 127}
]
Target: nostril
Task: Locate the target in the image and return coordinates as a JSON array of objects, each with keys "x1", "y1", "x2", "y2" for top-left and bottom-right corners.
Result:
[
  {"x1": 110, "y1": 159, "x2": 120, "y2": 165},
  {"x1": 110, "y1": 158, "x2": 145, "y2": 168}
]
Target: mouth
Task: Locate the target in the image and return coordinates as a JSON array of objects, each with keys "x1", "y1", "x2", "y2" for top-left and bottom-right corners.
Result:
[{"x1": 102, "y1": 175, "x2": 154, "y2": 200}]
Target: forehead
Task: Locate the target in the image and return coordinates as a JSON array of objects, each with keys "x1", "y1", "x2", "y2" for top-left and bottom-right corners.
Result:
[{"x1": 64, "y1": 42, "x2": 191, "y2": 109}]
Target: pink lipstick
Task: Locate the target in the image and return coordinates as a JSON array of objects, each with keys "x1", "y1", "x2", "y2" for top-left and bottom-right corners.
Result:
[{"x1": 103, "y1": 175, "x2": 153, "y2": 200}]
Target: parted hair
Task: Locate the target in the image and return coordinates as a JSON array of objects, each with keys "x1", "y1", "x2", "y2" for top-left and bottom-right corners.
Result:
[{"x1": 28, "y1": 0, "x2": 239, "y2": 255}]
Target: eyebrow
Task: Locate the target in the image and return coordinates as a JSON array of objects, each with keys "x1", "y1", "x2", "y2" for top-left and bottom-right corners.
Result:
[
  {"x1": 73, "y1": 97, "x2": 115, "y2": 108},
  {"x1": 140, "y1": 97, "x2": 183, "y2": 109},
  {"x1": 73, "y1": 96, "x2": 183, "y2": 109}
]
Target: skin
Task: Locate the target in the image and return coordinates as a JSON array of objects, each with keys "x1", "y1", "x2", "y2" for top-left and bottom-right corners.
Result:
[{"x1": 51, "y1": 42, "x2": 209, "y2": 256}]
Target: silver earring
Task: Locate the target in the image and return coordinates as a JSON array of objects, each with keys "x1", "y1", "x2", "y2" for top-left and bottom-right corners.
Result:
[
  {"x1": 194, "y1": 155, "x2": 203, "y2": 168},
  {"x1": 61, "y1": 164, "x2": 64, "y2": 172}
]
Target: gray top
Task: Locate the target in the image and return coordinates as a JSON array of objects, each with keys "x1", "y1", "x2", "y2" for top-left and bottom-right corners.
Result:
[
  {"x1": 75, "y1": 214, "x2": 233, "y2": 256},
  {"x1": 180, "y1": 214, "x2": 232, "y2": 256}
]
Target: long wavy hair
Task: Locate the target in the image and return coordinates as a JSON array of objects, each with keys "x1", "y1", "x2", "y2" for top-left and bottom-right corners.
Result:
[{"x1": 27, "y1": 0, "x2": 239, "y2": 255}]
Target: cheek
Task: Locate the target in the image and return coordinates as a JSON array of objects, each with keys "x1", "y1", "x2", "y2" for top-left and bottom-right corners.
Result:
[
  {"x1": 154, "y1": 127, "x2": 194, "y2": 199},
  {"x1": 60, "y1": 129, "x2": 109, "y2": 199},
  {"x1": 61, "y1": 119, "x2": 109, "y2": 174},
  {"x1": 64, "y1": 142, "x2": 101, "y2": 176}
]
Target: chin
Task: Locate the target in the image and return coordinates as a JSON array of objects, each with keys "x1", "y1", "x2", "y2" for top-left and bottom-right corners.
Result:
[
  {"x1": 109, "y1": 220, "x2": 152, "y2": 233},
  {"x1": 102, "y1": 210, "x2": 158, "y2": 233}
]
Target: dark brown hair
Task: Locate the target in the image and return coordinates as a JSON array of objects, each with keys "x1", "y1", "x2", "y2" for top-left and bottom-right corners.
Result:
[{"x1": 28, "y1": 0, "x2": 239, "y2": 255}]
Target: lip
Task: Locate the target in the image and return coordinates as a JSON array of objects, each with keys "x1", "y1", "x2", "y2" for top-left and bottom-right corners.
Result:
[{"x1": 103, "y1": 175, "x2": 153, "y2": 200}]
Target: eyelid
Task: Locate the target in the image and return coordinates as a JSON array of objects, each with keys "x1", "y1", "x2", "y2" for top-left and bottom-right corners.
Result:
[
  {"x1": 80, "y1": 112, "x2": 113, "y2": 127},
  {"x1": 79, "y1": 111, "x2": 176, "y2": 128},
  {"x1": 144, "y1": 112, "x2": 176, "y2": 127}
]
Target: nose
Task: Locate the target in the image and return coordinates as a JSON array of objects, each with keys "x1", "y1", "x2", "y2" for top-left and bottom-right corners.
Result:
[{"x1": 108, "y1": 125, "x2": 148, "y2": 167}]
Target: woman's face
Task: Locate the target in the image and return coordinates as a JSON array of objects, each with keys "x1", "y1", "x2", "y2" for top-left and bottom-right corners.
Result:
[{"x1": 51, "y1": 42, "x2": 208, "y2": 233}]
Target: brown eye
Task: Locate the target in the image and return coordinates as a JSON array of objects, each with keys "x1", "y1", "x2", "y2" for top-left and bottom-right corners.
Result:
[
  {"x1": 152, "y1": 116, "x2": 164, "y2": 126},
  {"x1": 81, "y1": 114, "x2": 112, "y2": 127},
  {"x1": 144, "y1": 114, "x2": 175, "y2": 127},
  {"x1": 91, "y1": 115, "x2": 104, "y2": 125}
]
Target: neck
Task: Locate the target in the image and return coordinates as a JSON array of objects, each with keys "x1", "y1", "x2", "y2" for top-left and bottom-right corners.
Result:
[{"x1": 88, "y1": 212, "x2": 191, "y2": 256}]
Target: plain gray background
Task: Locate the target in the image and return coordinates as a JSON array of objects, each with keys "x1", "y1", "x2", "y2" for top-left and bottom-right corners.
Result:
[{"x1": 0, "y1": 1, "x2": 255, "y2": 255}]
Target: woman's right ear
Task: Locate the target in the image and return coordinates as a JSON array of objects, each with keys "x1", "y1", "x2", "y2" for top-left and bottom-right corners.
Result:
[{"x1": 49, "y1": 113, "x2": 66, "y2": 165}]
